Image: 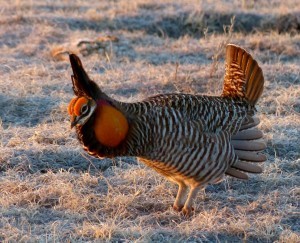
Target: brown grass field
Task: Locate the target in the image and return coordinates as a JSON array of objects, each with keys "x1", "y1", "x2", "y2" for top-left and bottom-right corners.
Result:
[{"x1": 0, "y1": 0, "x2": 299, "y2": 242}]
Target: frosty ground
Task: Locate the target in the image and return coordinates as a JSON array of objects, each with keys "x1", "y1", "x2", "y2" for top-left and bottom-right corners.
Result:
[{"x1": 0, "y1": 0, "x2": 299, "y2": 242}]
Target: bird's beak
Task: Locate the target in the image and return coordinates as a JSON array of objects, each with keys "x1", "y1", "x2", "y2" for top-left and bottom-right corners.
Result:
[{"x1": 71, "y1": 116, "x2": 79, "y2": 129}]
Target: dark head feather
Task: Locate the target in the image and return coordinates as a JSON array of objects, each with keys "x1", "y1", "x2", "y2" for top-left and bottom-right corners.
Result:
[{"x1": 69, "y1": 54, "x2": 102, "y2": 99}]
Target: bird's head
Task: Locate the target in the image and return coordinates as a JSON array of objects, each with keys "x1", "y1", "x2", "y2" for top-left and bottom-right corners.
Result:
[
  {"x1": 68, "y1": 96, "x2": 97, "y2": 128},
  {"x1": 68, "y1": 54, "x2": 129, "y2": 148}
]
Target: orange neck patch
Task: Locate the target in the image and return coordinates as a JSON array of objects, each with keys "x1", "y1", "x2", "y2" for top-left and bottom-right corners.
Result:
[{"x1": 93, "y1": 103, "x2": 129, "y2": 147}]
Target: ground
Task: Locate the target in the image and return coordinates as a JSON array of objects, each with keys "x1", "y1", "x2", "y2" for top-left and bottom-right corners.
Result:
[{"x1": 0, "y1": 0, "x2": 299, "y2": 242}]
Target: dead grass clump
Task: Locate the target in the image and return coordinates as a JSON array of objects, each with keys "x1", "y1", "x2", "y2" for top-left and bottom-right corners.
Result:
[
  {"x1": 209, "y1": 16, "x2": 235, "y2": 78},
  {"x1": 278, "y1": 230, "x2": 300, "y2": 243},
  {"x1": 77, "y1": 221, "x2": 118, "y2": 240}
]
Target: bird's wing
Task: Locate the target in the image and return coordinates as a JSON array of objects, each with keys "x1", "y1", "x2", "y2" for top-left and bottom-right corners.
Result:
[
  {"x1": 141, "y1": 116, "x2": 262, "y2": 181},
  {"x1": 141, "y1": 121, "x2": 237, "y2": 183},
  {"x1": 141, "y1": 94, "x2": 247, "y2": 134},
  {"x1": 144, "y1": 113, "x2": 233, "y2": 158}
]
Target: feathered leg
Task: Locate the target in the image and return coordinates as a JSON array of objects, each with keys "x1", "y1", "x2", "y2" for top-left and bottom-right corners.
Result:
[
  {"x1": 173, "y1": 181, "x2": 188, "y2": 212},
  {"x1": 182, "y1": 186, "x2": 203, "y2": 216}
]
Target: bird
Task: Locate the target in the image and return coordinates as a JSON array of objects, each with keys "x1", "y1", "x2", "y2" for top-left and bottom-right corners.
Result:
[{"x1": 67, "y1": 44, "x2": 267, "y2": 216}]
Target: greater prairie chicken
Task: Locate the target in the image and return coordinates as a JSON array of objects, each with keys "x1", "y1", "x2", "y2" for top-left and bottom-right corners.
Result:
[{"x1": 68, "y1": 44, "x2": 266, "y2": 215}]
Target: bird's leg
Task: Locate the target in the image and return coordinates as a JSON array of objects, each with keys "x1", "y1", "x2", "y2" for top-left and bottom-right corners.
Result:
[
  {"x1": 182, "y1": 186, "x2": 203, "y2": 216},
  {"x1": 173, "y1": 182, "x2": 188, "y2": 212}
]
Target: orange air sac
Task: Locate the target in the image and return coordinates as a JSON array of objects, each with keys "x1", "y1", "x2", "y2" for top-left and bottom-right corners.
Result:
[{"x1": 93, "y1": 104, "x2": 129, "y2": 147}]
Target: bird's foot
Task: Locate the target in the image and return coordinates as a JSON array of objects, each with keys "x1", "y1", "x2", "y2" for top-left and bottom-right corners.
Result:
[
  {"x1": 173, "y1": 204, "x2": 195, "y2": 216},
  {"x1": 181, "y1": 206, "x2": 195, "y2": 217},
  {"x1": 173, "y1": 204, "x2": 184, "y2": 212}
]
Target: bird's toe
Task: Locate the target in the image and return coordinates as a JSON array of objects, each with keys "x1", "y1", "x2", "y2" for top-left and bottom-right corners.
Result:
[
  {"x1": 173, "y1": 204, "x2": 183, "y2": 212},
  {"x1": 181, "y1": 206, "x2": 195, "y2": 216}
]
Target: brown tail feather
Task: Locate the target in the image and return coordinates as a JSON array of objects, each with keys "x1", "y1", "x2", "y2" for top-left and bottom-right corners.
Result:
[
  {"x1": 222, "y1": 44, "x2": 264, "y2": 106},
  {"x1": 224, "y1": 44, "x2": 266, "y2": 179}
]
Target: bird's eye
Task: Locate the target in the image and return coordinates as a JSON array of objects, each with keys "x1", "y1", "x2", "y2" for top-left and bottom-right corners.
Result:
[{"x1": 81, "y1": 104, "x2": 89, "y2": 114}]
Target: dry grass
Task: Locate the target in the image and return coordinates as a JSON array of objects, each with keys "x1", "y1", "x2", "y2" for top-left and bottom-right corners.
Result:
[{"x1": 0, "y1": 0, "x2": 299, "y2": 242}]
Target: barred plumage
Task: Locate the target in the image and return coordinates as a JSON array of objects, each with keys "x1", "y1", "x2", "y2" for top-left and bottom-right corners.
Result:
[{"x1": 68, "y1": 44, "x2": 267, "y2": 215}]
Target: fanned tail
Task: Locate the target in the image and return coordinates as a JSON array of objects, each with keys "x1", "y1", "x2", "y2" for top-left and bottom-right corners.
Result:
[
  {"x1": 222, "y1": 44, "x2": 264, "y2": 106},
  {"x1": 222, "y1": 44, "x2": 266, "y2": 179}
]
